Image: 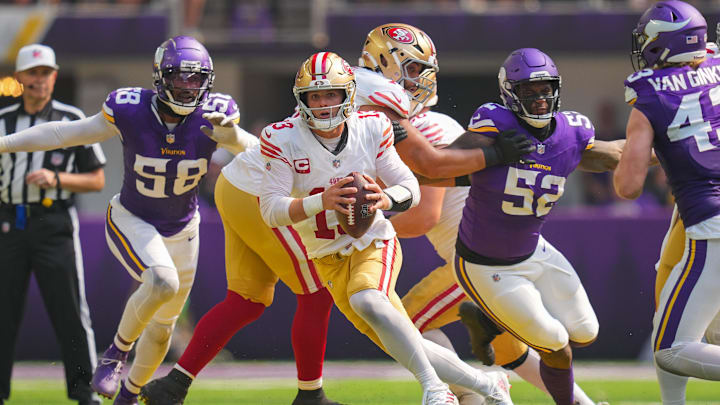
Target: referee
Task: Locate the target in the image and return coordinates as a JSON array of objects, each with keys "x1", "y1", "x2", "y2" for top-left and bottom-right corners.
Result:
[{"x1": 0, "y1": 44, "x2": 106, "y2": 405}]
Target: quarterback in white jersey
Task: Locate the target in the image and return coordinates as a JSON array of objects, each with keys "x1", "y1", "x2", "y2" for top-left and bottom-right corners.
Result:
[{"x1": 260, "y1": 51, "x2": 513, "y2": 405}]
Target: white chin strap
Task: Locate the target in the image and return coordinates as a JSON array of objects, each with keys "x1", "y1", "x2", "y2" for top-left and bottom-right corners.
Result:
[{"x1": 521, "y1": 115, "x2": 551, "y2": 128}]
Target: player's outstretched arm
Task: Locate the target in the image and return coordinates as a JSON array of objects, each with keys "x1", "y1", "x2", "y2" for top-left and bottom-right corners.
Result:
[
  {"x1": 0, "y1": 112, "x2": 118, "y2": 153},
  {"x1": 577, "y1": 139, "x2": 625, "y2": 173},
  {"x1": 200, "y1": 112, "x2": 259, "y2": 155},
  {"x1": 359, "y1": 105, "x2": 520, "y2": 179},
  {"x1": 614, "y1": 108, "x2": 654, "y2": 199}
]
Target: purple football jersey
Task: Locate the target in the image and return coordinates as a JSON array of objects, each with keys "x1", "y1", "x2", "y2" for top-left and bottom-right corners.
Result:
[
  {"x1": 103, "y1": 88, "x2": 238, "y2": 236},
  {"x1": 459, "y1": 103, "x2": 595, "y2": 260},
  {"x1": 624, "y1": 57, "x2": 720, "y2": 227}
]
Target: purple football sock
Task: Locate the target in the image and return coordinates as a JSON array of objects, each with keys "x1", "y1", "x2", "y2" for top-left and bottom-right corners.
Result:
[{"x1": 539, "y1": 361, "x2": 574, "y2": 405}]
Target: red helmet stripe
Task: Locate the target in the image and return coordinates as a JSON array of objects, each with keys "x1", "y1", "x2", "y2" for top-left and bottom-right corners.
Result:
[{"x1": 312, "y1": 52, "x2": 330, "y2": 80}]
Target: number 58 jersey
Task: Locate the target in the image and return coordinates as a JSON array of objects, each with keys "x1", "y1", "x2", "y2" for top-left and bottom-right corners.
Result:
[
  {"x1": 624, "y1": 57, "x2": 720, "y2": 228},
  {"x1": 459, "y1": 103, "x2": 594, "y2": 262},
  {"x1": 102, "y1": 87, "x2": 239, "y2": 236}
]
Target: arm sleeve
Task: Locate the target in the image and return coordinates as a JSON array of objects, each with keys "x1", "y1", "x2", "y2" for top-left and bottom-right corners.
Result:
[
  {"x1": 377, "y1": 146, "x2": 421, "y2": 209},
  {"x1": 258, "y1": 131, "x2": 297, "y2": 227},
  {"x1": 0, "y1": 112, "x2": 119, "y2": 153}
]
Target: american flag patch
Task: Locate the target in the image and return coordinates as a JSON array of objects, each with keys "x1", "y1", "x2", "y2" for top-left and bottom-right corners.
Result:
[{"x1": 687, "y1": 35, "x2": 698, "y2": 44}]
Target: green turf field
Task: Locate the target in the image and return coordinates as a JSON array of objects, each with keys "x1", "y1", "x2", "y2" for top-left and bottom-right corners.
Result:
[{"x1": 5, "y1": 378, "x2": 720, "y2": 405}]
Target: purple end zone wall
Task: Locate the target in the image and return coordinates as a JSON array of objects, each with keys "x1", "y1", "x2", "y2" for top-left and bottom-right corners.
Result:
[{"x1": 15, "y1": 206, "x2": 670, "y2": 361}]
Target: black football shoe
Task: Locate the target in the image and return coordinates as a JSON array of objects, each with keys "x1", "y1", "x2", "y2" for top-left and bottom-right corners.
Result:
[
  {"x1": 458, "y1": 301, "x2": 502, "y2": 366},
  {"x1": 139, "y1": 369, "x2": 191, "y2": 405},
  {"x1": 291, "y1": 388, "x2": 346, "y2": 405}
]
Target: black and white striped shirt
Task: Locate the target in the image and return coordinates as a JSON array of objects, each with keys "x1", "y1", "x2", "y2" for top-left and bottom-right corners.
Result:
[{"x1": 0, "y1": 98, "x2": 106, "y2": 205}]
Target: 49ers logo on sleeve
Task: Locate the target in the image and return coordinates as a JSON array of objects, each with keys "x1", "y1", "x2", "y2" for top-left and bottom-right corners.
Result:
[
  {"x1": 294, "y1": 158, "x2": 311, "y2": 174},
  {"x1": 384, "y1": 27, "x2": 415, "y2": 44}
]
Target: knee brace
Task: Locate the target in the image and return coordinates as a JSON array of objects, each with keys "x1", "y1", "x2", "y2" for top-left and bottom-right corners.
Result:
[{"x1": 143, "y1": 266, "x2": 180, "y2": 302}]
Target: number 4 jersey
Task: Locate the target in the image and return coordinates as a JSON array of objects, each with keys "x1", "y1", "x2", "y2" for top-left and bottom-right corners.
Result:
[
  {"x1": 102, "y1": 88, "x2": 239, "y2": 236},
  {"x1": 625, "y1": 57, "x2": 720, "y2": 230},
  {"x1": 458, "y1": 103, "x2": 595, "y2": 262}
]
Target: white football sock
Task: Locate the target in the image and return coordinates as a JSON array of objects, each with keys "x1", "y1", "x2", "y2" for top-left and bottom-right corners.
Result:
[
  {"x1": 420, "y1": 338, "x2": 495, "y2": 396},
  {"x1": 422, "y1": 329, "x2": 485, "y2": 404},
  {"x1": 116, "y1": 266, "x2": 179, "y2": 343},
  {"x1": 127, "y1": 320, "x2": 175, "y2": 389},
  {"x1": 349, "y1": 289, "x2": 444, "y2": 391},
  {"x1": 655, "y1": 359, "x2": 688, "y2": 405}
]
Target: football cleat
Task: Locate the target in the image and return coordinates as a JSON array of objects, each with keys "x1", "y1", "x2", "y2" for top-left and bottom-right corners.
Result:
[
  {"x1": 91, "y1": 344, "x2": 129, "y2": 399},
  {"x1": 113, "y1": 381, "x2": 139, "y2": 405},
  {"x1": 291, "y1": 387, "x2": 346, "y2": 405},
  {"x1": 422, "y1": 385, "x2": 459, "y2": 405},
  {"x1": 139, "y1": 370, "x2": 190, "y2": 405},
  {"x1": 458, "y1": 302, "x2": 501, "y2": 366},
  {"x1": 484, "y1": 371, "x2": 513, "y2": 405}
]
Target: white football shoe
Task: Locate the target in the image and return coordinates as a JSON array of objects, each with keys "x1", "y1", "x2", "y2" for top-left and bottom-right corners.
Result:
[
  {"x1": 484, "y1": 371, "x2": 513, "y2": 405},
  {"x1": 422, "y1": 384, "x2": 460, "y2": 405}
]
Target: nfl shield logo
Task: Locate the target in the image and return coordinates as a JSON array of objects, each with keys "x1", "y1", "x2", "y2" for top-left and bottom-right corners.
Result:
[
  {"x1": 492, "y1": 273, "x2": 501, "y2": 282},
  {"x1": 333, "y1": 159, "x2": 340, "y2": 168},
  {"x1": 166, "y1": 133, "x2": 175, "y2": 144},
  {"x1": 50, "y1": 151, "x2": 64, "y2": 167},
  {"x1": 265, "y1": 162, "x2": 271, "y2": 171},
  {"x1": 537, "y1": 144, "x2": 546, "y2": 154}
]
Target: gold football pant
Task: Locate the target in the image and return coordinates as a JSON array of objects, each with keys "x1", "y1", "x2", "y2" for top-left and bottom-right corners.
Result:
[
  {"x1": 312, "y1": 238, "x2": 405, "y2": 351},
  {"x1": 655, "y1": 208, "x2": 686, "y2": 310},
  {"x1": 215, "y1": 173, "x2": 324, "y2": 306}
]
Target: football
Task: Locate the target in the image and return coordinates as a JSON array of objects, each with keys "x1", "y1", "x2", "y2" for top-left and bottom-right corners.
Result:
[{"x1": 336, "y1": 172, "x2": 375, "y2": 238}]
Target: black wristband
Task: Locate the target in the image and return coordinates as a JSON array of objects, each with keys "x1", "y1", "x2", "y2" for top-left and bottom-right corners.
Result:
[
  {"x1": 53, "y1": 169, "x2": 61, "y2": 190},
  {"x1": 481, "y1": 145, "x2": 501, "y2": 168},
  {"x1": 391, "y1": 121, "x2": 408, "y2": 144},
  {"x1": 454, "y1": 175, "x2": 471, "y2": 187}
]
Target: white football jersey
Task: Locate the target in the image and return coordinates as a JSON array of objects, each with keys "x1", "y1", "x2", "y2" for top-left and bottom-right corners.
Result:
[
  {"x1": 260, "y1": 112, "x2": 418, "y2": 258},
  {"x1": 354, "y1": 67, "x2": 412, "y2": 119},
  {"x1": 222, "y1": 144, "x2": 265, "y2": 196},
  {"x1": 410, "y1": 111, "x2": 469, "y2": 263}
]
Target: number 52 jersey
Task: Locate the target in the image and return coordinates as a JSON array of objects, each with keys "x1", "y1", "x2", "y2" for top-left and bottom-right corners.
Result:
[
  {"x1": 624, "y1": 56, "x2": 720, "y2": 230},
  {"x1": 102, "y1": 87, "x2": 239, "y2": 236},
  {"x1": 459, "y1": 103, "x2": 595, "y2": 262}
]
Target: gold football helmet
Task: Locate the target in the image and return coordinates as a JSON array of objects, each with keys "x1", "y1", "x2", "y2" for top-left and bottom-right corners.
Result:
[
  {"x1": 293, "y1": 52, "x2": 356, "y2": 130},
  {"x1": 360, "y1": 23, "x2": 439, "y2": 114}
]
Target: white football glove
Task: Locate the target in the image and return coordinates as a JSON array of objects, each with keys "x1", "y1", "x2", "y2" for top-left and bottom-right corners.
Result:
[{"x1": 201, "y1": 112, "x2": 259, "y2": 155}]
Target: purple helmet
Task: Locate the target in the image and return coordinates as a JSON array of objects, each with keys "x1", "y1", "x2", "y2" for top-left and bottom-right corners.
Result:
[
  {"x1": 631, "y1": 0, "x2": 707, "y2": 71},
  {"x1": 153, "y1": 36, "x2": 214, "y2": 115},
  {"x1": 498, "y1": 48, "x2": 561, "y2": 128}
]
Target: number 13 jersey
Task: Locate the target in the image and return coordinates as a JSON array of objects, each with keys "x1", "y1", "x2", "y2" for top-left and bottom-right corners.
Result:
[
  {"x1": 102, "y1": 87, "x2": 239, "y2": 236},
  {"x1": 459, "y1": 103, "x2": 595, "y2": 262},
  {"x1": 259, "y1": 112, "x2": 414, "y2": 259}
]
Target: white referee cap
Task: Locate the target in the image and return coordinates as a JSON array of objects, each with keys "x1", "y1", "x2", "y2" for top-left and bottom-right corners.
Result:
[{"x1": 15, "y1": 44, "x2": 59, "y2": 73}]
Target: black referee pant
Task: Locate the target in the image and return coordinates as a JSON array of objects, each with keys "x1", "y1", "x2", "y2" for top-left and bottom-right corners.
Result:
[{"x1": 0, "y1": 204, "x2": 96, "y2": 402}]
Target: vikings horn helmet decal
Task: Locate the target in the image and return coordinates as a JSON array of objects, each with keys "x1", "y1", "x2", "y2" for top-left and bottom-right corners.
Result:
[{"x1": 631, "y1": 0, "x2": 707, "y2": 71}]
